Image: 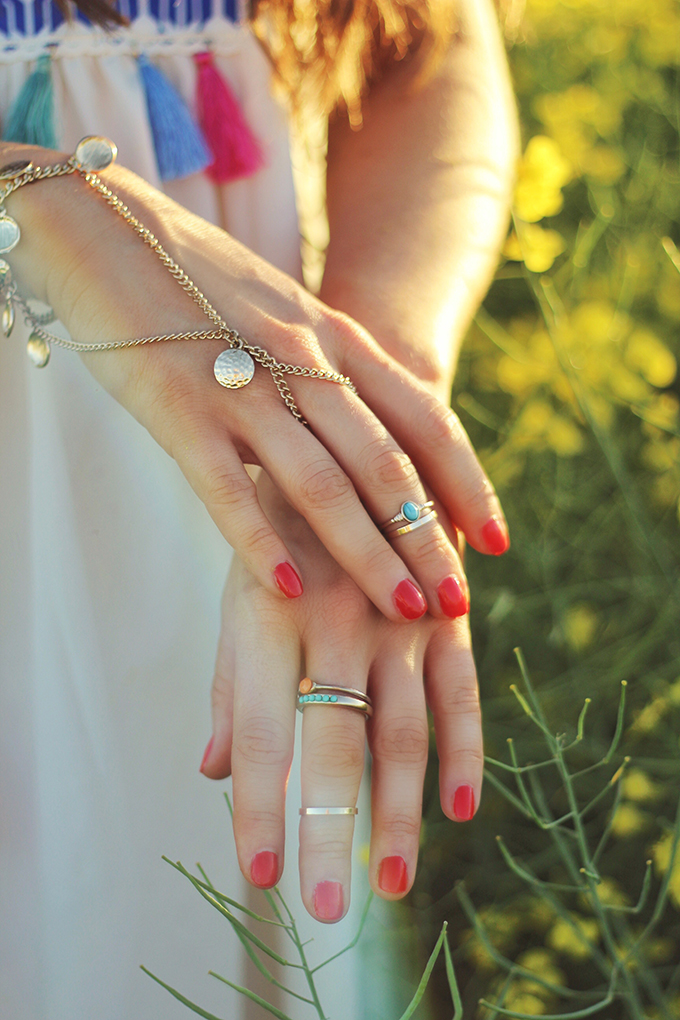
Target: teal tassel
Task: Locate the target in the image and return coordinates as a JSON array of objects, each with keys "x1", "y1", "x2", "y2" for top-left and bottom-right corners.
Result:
[
  {"x1": 137, "y1": 54, "x2": 210, "y2": 182},
  {"x1": 2, "y1": 53, "x2": 58, "y2": 149}
]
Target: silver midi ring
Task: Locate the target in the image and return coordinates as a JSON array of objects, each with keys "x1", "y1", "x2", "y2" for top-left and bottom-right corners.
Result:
[
  {"x1": 381, "y1": 500, "x2": 438, "y2": 539},
  {"x1": 300, "y1": 807, "x2": 358, "y2": 816},
  {"x1": 297, "y1": 678, "x2": 373, "y2": 718}
]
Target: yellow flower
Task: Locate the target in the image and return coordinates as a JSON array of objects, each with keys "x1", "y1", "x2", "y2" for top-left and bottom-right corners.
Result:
[
  {"x1": 629, "y1": 694, "x2": 670, "y2": 734},
  {"x1": 652, "y1": 832, "x2": 680, "y2": 910},
  {"x1": 545, "y1": 415, "x2": 584, "y2": 455},
  {"x1": 611, "y1": 802, "x2": 651, "y2": 838},
  {"x1": 516, "y1": 948, "x2": 565, "y2": 987},
  {"x1": 547, "y1": 915, "x2": 600, "y2": 959},
  {"x1": 514, "y1": 135, "x2": 573, "y2": 222},
  {"x1": 563, "y1": 603, "x2": 599, "y2": 650},
  {"x1": 625, "y1": 329, "x2": 677, "y2": 388},
  {"x1": 623, "y1": 768, "x2": 663, "y2": 802},
  {"x1": 579, "y1": 145, "x2": 626, "y2": 183},
  {"x1": 505, "y1": 223, "x2": 566, "y2": 273}
]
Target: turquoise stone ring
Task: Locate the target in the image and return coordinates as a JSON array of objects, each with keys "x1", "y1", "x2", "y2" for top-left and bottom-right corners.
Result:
[{"x1": 381, "y1": 499, "x2": 437, "y2": 537}]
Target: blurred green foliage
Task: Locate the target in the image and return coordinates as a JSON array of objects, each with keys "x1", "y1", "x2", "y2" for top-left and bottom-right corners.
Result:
[{"x1": 408, "y1": 0, "x2": 680, "y2": 1016}]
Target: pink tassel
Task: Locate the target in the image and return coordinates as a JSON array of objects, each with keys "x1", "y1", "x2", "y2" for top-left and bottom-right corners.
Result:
[{"x1": 194, "y1": 51, "x2": 265, "y2": 183}]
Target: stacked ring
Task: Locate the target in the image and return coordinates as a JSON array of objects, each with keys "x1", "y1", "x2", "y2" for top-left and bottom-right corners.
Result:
[
  {"x1": 381, "y1": 500, "x2": 438, "y2": 538},
  {"x1": 296, "y1": 677, "x2": 373, "y2": 718},
  {"x1": 300, "y1": 807, "x2": 358, "y2": 816}
]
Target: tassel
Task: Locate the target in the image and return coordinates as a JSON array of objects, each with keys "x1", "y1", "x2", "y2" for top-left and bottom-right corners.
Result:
[
  {"x1": 2, "y1": 52, "x2": 58, "y2": 149},
  {"x1": 137, "y1": 54, "x2": 211, "y2": 182},
  {"x1": 194, "y1": 52, "x2": 264, "y2": 184}
]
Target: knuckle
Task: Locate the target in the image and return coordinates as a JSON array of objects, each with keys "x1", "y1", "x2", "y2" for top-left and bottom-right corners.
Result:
[
  {"x1": 305, "y1": 729, "x2": 365, "y2": 779},
  {"x1": 380, "y1": 812, "x2": 422, "y2": 841},
  {"x1": 408, "y1": 522, "x2": 452, "y2": 565},
  {"x1": 372, "y1": 719, "x2": 429, "y2": 765},
  {"x1": 202, "y1": 461, "x2": 256, "y2": 514},
  {"x1": 439, "y1": 682, "x2": 481, "y2": 717},
  {"x1": 446, "y1": 744, "x2": 485, "y2": 770},
  {"x1": 421, "y1": 400, "x2": 459, "y2": 449},
  {"x1": 302, "y1": 833, "x2": 350, "y2": 860},
  {"x1": 235, "y1": 717, "x2": 292, "y2": 770},
  {"x1": 235, "y1": 805, "x2": 283, "y2": 830},
  {"x1": 360, "y1": 439, "x2": 418, "y2": 493},
  {"x1": 295, "y1": 461, "x2": 355, "y2": 514},
  {"x1": 274, "y1": 323, "x2": 320, "y2": 363}
]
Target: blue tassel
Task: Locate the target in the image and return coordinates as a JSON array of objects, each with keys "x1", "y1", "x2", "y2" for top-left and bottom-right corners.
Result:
[
  {"x1": 137, "y1": 54, "x2": 211, "y2": 182},
  {"x1": 2, "y1": 52, "x2": 58, "y2": 148}
]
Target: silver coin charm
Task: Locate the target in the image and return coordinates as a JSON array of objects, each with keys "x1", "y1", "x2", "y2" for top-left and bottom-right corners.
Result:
[
  {"x1": 74, "y1": 136, "x2": 118, "y2": 172},
  {"x1": 2, "y1": 298, "x2": 14, "y2": 337},
  {"x1": 0, "y1": 160, "x2": 33, "y2": 180},
  {"x1": 214, "y1": 348, "x2": 255, "y2": 389},
  {"x1": 27, "y1": 333, "x2": 50, "y2": 367},
  {"x1": 0, "y1": 214, "x2": 20, "y2": 254}
]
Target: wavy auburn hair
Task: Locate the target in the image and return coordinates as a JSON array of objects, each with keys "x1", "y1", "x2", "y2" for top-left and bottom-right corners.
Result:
[{"x1": 57, "y1": 0, "x2": 456, "y2": 126}]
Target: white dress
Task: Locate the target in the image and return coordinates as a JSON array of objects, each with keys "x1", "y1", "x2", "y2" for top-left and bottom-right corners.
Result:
[{"x1": 0, "y1": 4, "x2": 370, "y2": 1018}]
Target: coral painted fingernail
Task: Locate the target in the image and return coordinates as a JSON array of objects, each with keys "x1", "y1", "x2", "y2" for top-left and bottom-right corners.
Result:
[
  {"x1": 453, "y1": 785, "x2": 476, "y2": 821},
  {"x1": 199, "y1": 736, "x2": 214, "y2": 773},
  {"x1": 251, "y1": 851, "x2": 279, "y2": 888},
  {"x1": 313, "y1": 881, "x2": 344, "y2": 920},
  {"x1": 393, "y1": 579, "x2": 427, "y2": 620},
  {"x1": 437, "y1": 576, "x2": 469, "y2": 618},
  {"x1": 378, "y1": 856, "x2": 408, "y2": 894},
  {"x1": 481, "y1": 517, "x2": 510, "y2": 556},
  {"x1": 274, "y1": 562, "x2": 303, "y2": 599}
]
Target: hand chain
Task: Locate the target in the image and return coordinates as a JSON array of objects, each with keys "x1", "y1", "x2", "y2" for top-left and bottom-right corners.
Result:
[{"x1": 0, "y1": 136, "x2": 357, "y2": 424}]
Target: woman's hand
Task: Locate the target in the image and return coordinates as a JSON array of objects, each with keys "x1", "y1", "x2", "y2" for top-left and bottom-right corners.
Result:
[
  {"x1": 4, "y1": 153, "x2": 507, "y2": 624},
  {"x1": 201, "y1": 471, "x2": 482, "y2": 921}
]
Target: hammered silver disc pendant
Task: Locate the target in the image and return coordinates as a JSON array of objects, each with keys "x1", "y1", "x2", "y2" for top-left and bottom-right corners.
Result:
[
  {"x1": 74, "y1": 136, "x2": 118, "y2": 172},
  {"x1": 27, "y1": 333, "x2": 50, "y2": 367},
  {"x1": 2, "y1": 298, "x2": 14, "y2": 337},
  {"x1": 0, "y1": 214, "x2": 20, "y2": 254},
  {"x1": 214, "y1": 348, "x2": 255, "y2": 389}
]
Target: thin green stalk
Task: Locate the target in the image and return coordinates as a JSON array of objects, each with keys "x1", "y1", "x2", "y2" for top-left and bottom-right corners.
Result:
[
  {"x1": 140, "y1": 966, "x2": 230, "y2": 1020},
  {"x1": 164, "y1": 859, "x2": 287, "y2": 927},
  {"x1": 496, "y1": 835, "x2": 585, "y2": 893},
  {"x1": 311, "y1": 892, "x2": 373, "y2": 972},
  {"x1": 209, "y1": 971, "x2": 297, "y2": 1020},
  {"x1": 395, "y1": 922, "x2": 447, "y2": 1020},
  {"x1": 274, "y1": 889, "x2": 327, "y2": 1020},
  {"x1": 442, "y1": 926, "x2": 463, "y2": 1020}
]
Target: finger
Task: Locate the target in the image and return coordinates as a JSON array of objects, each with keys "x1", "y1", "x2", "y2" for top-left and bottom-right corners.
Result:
[
  {"x1": 424, "y1": 620, "x2": 483, "y2": 822},
  {"x1": 343, "y1": 346, "x2": 510, "y2": 556},
  {"x1": 366, "y1": 641, "x2": 429, "y2": 900},
  {"x1": 173, "y1": 427, "x2": 306, "y2": 601},
  {"x1": 254, "y1": 419, "x2": 429, "y2": 624},
  {"x1": 229, "y1": 595, "x2": 300, "y2": 889},
  {"x1": 201, "y1": 567, "x2": 241, "y2": 780},
  {"x1": 299, "y1": 660, "x2": 369, "y2": 922},
  {"x1": 297, "y1": 382, "x2": 470, "y2": 621}
]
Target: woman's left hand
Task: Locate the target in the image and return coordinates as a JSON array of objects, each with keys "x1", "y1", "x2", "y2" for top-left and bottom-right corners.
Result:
[{"x1": 200, "y1": 470, "x2": 482, "y2": 922}]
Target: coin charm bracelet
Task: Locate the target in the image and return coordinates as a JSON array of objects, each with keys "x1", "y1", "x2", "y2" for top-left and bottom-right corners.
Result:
[{"x1": 0, "y1": 136, "x2": 356, "y2": 423}]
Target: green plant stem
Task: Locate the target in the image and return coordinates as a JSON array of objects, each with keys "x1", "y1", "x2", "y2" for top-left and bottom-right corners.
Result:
[{"x1": 274, "y1": 889, "x2": 327, "y2": 1020}]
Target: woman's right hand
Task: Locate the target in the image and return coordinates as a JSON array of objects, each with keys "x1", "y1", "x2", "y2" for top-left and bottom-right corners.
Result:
[{"x1": 4, "y1": 147, "x2": 507, "y2": 622}]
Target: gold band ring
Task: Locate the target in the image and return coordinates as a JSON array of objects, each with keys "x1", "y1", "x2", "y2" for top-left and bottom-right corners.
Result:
[
  {"x1": 385, "y1": 508, "x2": 438, "y2": 538},
  {"x1": 300, "y1": 807, "x2": 358, "y2": 816}
]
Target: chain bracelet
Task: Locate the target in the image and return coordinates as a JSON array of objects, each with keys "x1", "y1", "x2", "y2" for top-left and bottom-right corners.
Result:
[{"x1": 0, "y1": 136, "x2": 357, "y2": 423}]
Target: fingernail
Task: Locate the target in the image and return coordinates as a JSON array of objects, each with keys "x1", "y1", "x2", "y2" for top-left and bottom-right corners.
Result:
[
  {"x1": 251, "y1": 851, "x2": 279, "y2": 888},
  {"x1": 274, "y1": 561, "x2": 303, "y2": 599},
  {"x1": 378, "y1": 856, "x2": 408, "y2": 894},
  {"x1": 199, "y1": 735, "x2": 214, "y2": 773},
  {"x1": 313, "y1": 881, "x2": 344, "y2": 920},
  {"x1": 481, "y1": 517, "x2": 510, "y2": 556},
  {"x1": 437, "y1": 575, "x2": 469, "y2": 618},
  {"x1": 393, "y1": 579, "x2": 427, "y2": 620},
  {"x1": 453, "y1": 784, "x2": 476, "y2": 821}
]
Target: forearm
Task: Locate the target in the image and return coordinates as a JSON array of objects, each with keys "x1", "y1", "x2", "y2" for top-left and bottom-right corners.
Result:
[{"x1": 319, "y1": 0, "x2": 518, "y2": 400}]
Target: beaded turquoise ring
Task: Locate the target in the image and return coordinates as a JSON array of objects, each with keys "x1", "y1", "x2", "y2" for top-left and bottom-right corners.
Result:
[
  {"x1": 381, "y1": 500, "x2": 437, "y2": 538},
  {"x1": 297, "y1": 678, "x2": 373, "y2": 718}
]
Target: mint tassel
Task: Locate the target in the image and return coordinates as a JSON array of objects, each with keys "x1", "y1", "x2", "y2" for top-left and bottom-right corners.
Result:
[
  {"x1": 194, "y1": 52, "x2": 264, "y2": 183},
  {"x1": 137, "y1": 54, "x2": 211, "y2": 182},
  {"x1": 2, "y1": 53, "x2": 58, "y2": 148}
]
